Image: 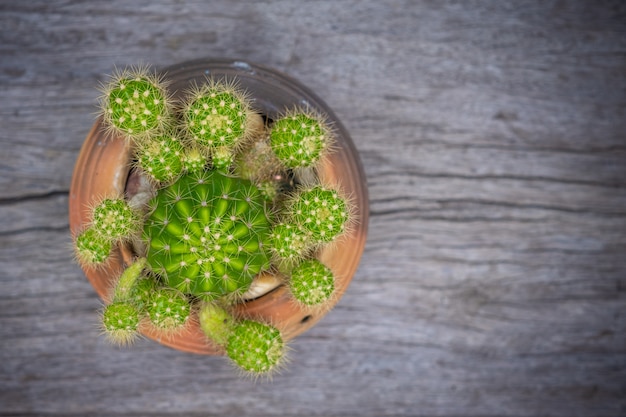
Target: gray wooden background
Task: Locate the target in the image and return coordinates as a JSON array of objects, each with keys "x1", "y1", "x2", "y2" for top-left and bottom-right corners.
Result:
[{"x1": 1, "y1": 1, "x2": 625, "y2": 416}]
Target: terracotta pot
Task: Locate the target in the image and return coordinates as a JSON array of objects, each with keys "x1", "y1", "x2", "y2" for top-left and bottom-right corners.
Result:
[{"x1": 69, "y1": 58, "x2": 369, "y2": 354}]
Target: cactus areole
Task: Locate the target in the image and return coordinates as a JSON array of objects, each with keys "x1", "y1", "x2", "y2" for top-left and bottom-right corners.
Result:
[{"x1": 144, "y1": 170, "x2": 272, "y2": 298}]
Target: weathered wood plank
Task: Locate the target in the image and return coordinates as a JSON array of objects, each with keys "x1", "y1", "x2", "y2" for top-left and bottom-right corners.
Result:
[{"x1": 1, "y1": 0, "x2": 625, "y2": 416}]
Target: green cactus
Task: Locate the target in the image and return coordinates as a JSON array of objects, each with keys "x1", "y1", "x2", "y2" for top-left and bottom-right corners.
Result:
[
  {"x1": 269, "y1": 110, "x2": 332, "y2": 170},
  {"x1": 102, "y1": 302, "x2": 142, "y2": 346},
  {"x1": 73, "y1": 227, "x2": 113, "y2": 268},
  {"x1": 130, "y1": 275, "x2": 158, "y2": 312},
  {"x1": 226, "y1": 320, "x2": 285, "y2": 376},
  {"x1": 100, "y1": 67, "x2": 172, "y2": 141},
  {"x1": 286, "y1": 185, "x2": 350, "y2": 244},
  {"x1": 289, "y1": 259, "x2": 335, "y2": 306},
  {"x1": 81, "y1": 65, "x2": 358, "y2": 377},
  {"x1": 143, "y1": 170, "x2": 272, "y2": 298},
  {"x1": 268, "y1": 222, "x2": 311, "y2": 270},
  {"x1": 111, "y1": 257, "x2": 147, "y2": 302},
  {"x1": 100, "y1": 258, "x2": 147, "y2": 345},
  {"x1": 182, "y1": 80, "x2": 258, "y2": 155},
  {"x1": 198, "y1": 302, "x2": 235, "y2": 347},
  {"x1": 91, "y1": 197, "x2": 141, "y2": 242},
  {"x1": 146, "y1": 287, "x2": 191, "y2": 333},
  {"x1": 135, "y1": 133, "x2": 185, "y2": 184},
  {"x1": 183, "y1": 147, "x2": 208, "y2": 173},
  {"x1": 211, "y1": 145, "x2": 235, "y2": 172}
]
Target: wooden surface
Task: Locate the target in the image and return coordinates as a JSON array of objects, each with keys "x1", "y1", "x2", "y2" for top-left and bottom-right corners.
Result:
[{"x1": 1, "y1": 1, "x2": 625, "y2": 416}]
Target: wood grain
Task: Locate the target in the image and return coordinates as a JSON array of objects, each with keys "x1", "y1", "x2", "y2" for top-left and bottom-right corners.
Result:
[{"x1": 1, "y1": 1, "x2": 625, "y2": 416}]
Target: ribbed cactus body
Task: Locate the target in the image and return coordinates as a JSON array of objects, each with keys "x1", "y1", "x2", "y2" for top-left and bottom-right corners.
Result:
[{"x1": 144, "y1": 171, "x2": 271, "y2": 298}]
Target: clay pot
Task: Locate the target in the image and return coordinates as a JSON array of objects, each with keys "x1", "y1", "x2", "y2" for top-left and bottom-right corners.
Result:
[{"x1": 69, "y1": 58, "x2": 369, "y2": 354}]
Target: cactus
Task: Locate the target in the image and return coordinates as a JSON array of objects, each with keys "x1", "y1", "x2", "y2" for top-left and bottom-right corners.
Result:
[
  {"x1": 269, "y1": 110, "x2": 332, "y2": 170},
  {"x1": 102, "y1": 302, "x2": 142, "y2": 346},
  {"x1": 183, "y1": 147, "x2": 208, "y2": 173},
  {"x1": 73, "y1": 227, "x2": 113, "y2": 268},
  {"x1": 286, "y1": 185, "x2": 350, "y2": 244},
  {"x1": 145, "y1": 287, "x2": 191, "y2": 333},
  {"x1": 135, "y1": 133, "x2": 185, "y2": 184},
  {"x1": 211, "y1": 145, "x2": 235, "y2": 172},
  {"x1": 78, "y1": 65, "x2": 357, "y2": 378},
  {"x1": 91, "y1": 197, "x2": 141, "y2": 242},
  {"x1": 268, "y1": 222, "x2": 311, "y2": 271},
  {"x1": 130, "y1": 275, "x2": 158, "y2": 312},
  {"x1": 234, "y1": 138, "x2": 283, "y2": 183},
  {"x1": 143, "y1": 170, "x2": 272, "y2": 299},
  {"x1": 225, "y1": 320, "x2": 285, "y2": 376},
  {"x1": 99, "y1": 67, "x2": 172, "y2": 141},
  {"x1": 289, "y1": 259, "x2": 335, "y2": 306},
  {"x1": 198, "y1": 302, "x2": 235, "y2": 347},
  {"x1": 100, "y1": 258, "x2": 147, "y2": 345},
  {"x1": 182, "y1": 80, "x2": 259, "y2": 156}
]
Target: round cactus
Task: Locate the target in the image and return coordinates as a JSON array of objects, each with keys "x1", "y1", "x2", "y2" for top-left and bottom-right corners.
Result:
[
  {"x1": 182, "y1": 80, "x2": 257, "y2": 154},
  {"x1": 226, "y1": 320, "x2": 285, "y2": 376},
  {"x1": 143, "y1": 171, "x2": 272, "y2": 298},
  {"x1": 135, "y1": 133, "x2": 185, "y2": 184},
  {"x1": 198, "y1": 302, "x2": 235, "y2": 347},
  {"x1": 289, "y1": 259, "x2": 335, "y2": 306},
  {"x1": 91, "y1": 197, "x2": 141, "y2": 242},
  {"x1": 146, "y1": 288, "x2": 191, "y2": 332},
  {"x1": 183, "y1": 147, "x2": 208, "y2": 173},
  {"x1": 102, "y1": 302, "x2": 141, "y2": 346},
  {"x1": 286, "y1": 185, "x2": 350, "y2": 244},
  {"x1": 100, "y1": 67, "x2": 172, "y2": 140},
  {"x1": 269, "y1": 110, "x2": 332, "y2": 170},
  {"x1": 268, "y1": 222, "x2": 311, "y2": 267},
  {"x1": 74, "y1": 227, "x2": 112, "y2": 267}
]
